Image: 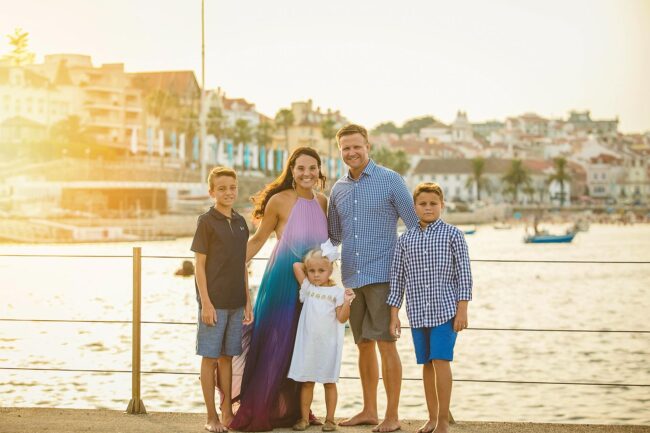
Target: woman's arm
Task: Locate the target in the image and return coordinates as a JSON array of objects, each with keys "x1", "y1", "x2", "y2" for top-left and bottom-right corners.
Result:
[{"x1": 246, "y1": 196, "x2": 280, "y2": 262}]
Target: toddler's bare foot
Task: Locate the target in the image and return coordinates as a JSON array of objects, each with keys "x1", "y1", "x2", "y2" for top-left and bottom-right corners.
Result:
[
  {"x1": 371, "y1": 418, "x2": 401, "y2": 432},
  {"x1": 338, "y1": 412, "x2": 378, "y2": 426}
]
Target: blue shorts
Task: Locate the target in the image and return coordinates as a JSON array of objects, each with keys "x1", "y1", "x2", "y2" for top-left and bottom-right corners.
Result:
[
  {"x1": 196, "y1": 306, "x2": 244, "y2": 358},
  {"x1": 411, "y1": 319, "x2": 457, "y2": 363}
]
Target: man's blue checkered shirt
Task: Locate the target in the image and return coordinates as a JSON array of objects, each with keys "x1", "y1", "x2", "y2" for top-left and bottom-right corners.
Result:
[
  {"x1": 328, "y1": 160, "x2": 418, "y2": 289},
  {"x1": 387, "y1": 218, "x2": 473, "y2": 328}
]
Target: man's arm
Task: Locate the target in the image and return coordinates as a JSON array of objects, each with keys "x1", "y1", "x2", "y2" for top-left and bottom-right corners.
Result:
[{"x1": 391, "y1": 174, "x2": 418, "y2": 229}]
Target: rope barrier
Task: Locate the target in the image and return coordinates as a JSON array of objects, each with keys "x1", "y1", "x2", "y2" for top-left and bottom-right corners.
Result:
[
  {"x1": 1, "y1": 318, "x2": 649, "y2": 333},
  {"x1": 1, "y1": 367, "x2": 648, "y2": 388},
  {"x1": 0, "y1": 253, "x2": 649, "y2": 264}
]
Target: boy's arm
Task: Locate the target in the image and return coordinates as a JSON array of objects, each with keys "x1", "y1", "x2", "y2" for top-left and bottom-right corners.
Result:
[
  {"x1": 195, "y1": 252, "x2": 216, "y2": 326},
  {"x1": 327, "y1": 193, "x2": 342, "y2": 246},
  {"x1": 246, "y1": 197, "x2": 280, "y2": 262},
  {"x1": 243, "y1": 267, "x2": 253, "y2": 325},
  {"x1": 386, "y1": 238, "x2": 407, "y2": 338},
  {"x1": 391, "y1": 174, "x2": 419, "y2": 230},
  {"x1": 451, "y1": 230, "x2": 472, "y2": 332},
  {"x1": 293, "y1": 262, "x2": 306, "y2": 283}
]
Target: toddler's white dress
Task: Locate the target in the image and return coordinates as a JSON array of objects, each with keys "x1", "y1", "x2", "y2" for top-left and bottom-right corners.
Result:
[{"x1": 288, "y1": 279, "x2": 345, "y2": 383}]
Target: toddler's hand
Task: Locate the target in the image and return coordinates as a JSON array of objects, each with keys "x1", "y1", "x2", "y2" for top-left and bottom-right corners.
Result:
[{"x1": 344, "y1": 288, "x2": 355, "y2": 304}]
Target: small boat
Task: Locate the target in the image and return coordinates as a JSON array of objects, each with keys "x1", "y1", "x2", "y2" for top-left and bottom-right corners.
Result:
[
  {"x1": 463, "y1": 228, "x2": 477, "y2": 235},
  {"x1": 524, "y1": 232, "x2": 576, "y2": 243},
  {"x1": 494, "y1": 223, "x2": 511, "y2": 230}
]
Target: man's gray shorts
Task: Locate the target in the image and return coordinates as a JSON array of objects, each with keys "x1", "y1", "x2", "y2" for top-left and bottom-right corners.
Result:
[
  {"x1": 349, "y1": 282, "x2": 396, "y2": 344},
  {"x1": 196, "y1": 306, "x2": 244, "y2": 358}
]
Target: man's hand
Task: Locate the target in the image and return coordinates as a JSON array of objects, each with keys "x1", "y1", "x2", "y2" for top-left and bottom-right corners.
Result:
[
  {"x1": 453, "y1": 301, "x2": 469, "y2": 332},
  {"x1": 243, "y1": 301, "x2": 254, "y2": 325},
  {"x1": 201, "y1": 302, "x2": 217, "y2": 326}
]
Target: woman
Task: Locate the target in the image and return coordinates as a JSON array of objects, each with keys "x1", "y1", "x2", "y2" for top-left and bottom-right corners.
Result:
[{"x1": 228, "y1": 147, "x2": 329, "y2": 432}]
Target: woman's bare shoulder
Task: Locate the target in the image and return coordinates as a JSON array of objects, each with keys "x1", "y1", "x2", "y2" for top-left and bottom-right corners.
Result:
[{"x1": 267, "y1": 190, "x2": 295, "y2": 211}]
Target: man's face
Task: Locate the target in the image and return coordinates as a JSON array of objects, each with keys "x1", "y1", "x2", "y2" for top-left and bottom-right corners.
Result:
[
  {"x1": 209, "y1": 175, "x2": 238, "y2": 207},
  {"x1": 338, "y1": 133, "x2": 370, "y2": 172}
]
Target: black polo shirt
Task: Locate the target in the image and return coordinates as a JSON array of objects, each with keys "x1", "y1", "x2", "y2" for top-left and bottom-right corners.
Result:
[{"x1": 191, "y1": 206, "x2": 249, "y2": 309}]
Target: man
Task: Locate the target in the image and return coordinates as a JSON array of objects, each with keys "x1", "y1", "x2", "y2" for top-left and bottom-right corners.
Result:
[{"x1": 328, "y1": 124, "x2": 418, "y2": 432}]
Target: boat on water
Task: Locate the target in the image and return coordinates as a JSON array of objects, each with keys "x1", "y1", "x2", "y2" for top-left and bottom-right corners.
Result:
[
  {"x1": 524, "y1": 232, "x2": 576, "y2": 243},
  {"x1": 494, "y1": 222, "x2": 512, "y2": 230},
  {"x1": 463, "y1": 228, "x2": 477, "y2": 235}
]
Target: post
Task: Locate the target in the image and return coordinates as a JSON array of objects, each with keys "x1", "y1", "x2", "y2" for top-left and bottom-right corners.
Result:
[
  {"x1": 126, "y1": 246, "x2": 147, "y2": 414},
  {"x1": 199, "y1": 0, "x2": 207, "y2": 182}
]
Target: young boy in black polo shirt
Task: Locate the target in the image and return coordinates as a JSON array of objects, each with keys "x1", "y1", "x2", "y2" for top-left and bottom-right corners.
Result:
[{"x1": 191, "y1": 166, "x2": 253, "y2": 433}]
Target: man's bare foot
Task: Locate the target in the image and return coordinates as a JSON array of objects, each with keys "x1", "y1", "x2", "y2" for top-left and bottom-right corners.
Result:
[
  {"x1": 416, "y1": 420, "x2": 436, "y2": 433},
  {"x1": 371, "y1": 419, "x2": 401, "y2": 432},
  {"x1": 205, "y1": 418, "x2": 228, "y2": 433},
  {"x1": 432, "y1": 421, "x2": 449, "y2": 433},
  {"x1": 338, "y1": 412, "x2": 379, "y2": 427}
]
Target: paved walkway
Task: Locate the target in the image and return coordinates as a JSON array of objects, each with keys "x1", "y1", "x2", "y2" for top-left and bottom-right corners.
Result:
[{"x1": 1, "y1": 408, "x2": 649, "y2": 433}]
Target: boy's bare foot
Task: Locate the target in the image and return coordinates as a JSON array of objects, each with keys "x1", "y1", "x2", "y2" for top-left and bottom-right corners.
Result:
[
  {"x1": 433, "y1": 421, "x2": 449, "y2": 433},
  {"x1": 371, "y1": 419, "x2": 401, "y2": 432},
  {"x1": 205, "y1": 418, "x2": 228, "y2": 433},
  {"x1": 338, "y1": 412, "x2": 378, "y2": 426},
  {"x1": 220, "y1": 410, "x2": 234, "y2": 428},
  {"x1": 416, "y1": 420, "x2": 436, "y2": 433}
]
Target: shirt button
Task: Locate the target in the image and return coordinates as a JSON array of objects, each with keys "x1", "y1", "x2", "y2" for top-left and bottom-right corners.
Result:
[
  {"x1": 354, "y1": 200, "x2": 357, "y2": 203},
  {"x1": 423, "y1": 250, "x2": 428, "y2": 254},
  {"x1": 355, "y1": 235, "x2": 358, "y2": 238},
  {"x1": 424, "y1": 268, "x2": 428, "y2": 271},
  {"x1": 354, "y1": 217, "x2": 357, "y2": 221},
  {"x1": 357, "y1": 270, "x2": 360, "y2": 274},
  {"x1": 355, "y1": 252, "x2": 359, "y2": 256}
]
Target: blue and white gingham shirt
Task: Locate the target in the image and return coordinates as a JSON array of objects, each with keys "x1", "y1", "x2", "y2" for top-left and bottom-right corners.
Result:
[
  {"x1": 328, "y1": 160, "x2": 418, "y2": 289},
  {"x1": 387, "y1": 218, "x2": 473, "y2": 328}
]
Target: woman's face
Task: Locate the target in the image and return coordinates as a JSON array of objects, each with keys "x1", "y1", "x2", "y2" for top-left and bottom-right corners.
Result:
[{"x1": 291, "y1": 154, "x2": 321, "y2": 190}]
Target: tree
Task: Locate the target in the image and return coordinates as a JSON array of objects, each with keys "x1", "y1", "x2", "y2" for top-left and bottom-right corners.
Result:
[
  {"x1": 372, "y1": 147, "x2": 410, "y2": 175},
  {"x1": 50, "y1": 115, "x2": 95, "y2": 157},
  {"x1": 548, "y1": 157, "x2": 571, "y2": 207},
  {"x1": 2, "y1": 28, "x2": 35, "y2": 66},
  {"x1": 275, "y1": 109, "x2": 294, "y2": 153},
  {"x1": 502, "y1": 159, "x2": 531, "y2": 203},
  {"x1": 144, "y1": 89, "x2": 180, "y2": 128},
  {"x1": 320, "y1": 117, "x2": 337, "y2": 179},
  {"x1": 465, "y1": 157, "x2": 490, "y2": 202},
  {"x1": 255, "y1": 120, "x2": 274, "y2": 175},
  {"x1": 233, "y1": 119, "x2": 252, "y2": 169},
  {"x1": 371, "y1": 121, "x2": 400, "y2": 136},
  {"x1": 181, "y1": 109, "x2": 199, "y2": 161},
  {"x1": 206, "y1": 107, "x2": 226, "y2": 144},
  {"x1": 401, "y1": 116, "x2": 439, "y2": 135}
]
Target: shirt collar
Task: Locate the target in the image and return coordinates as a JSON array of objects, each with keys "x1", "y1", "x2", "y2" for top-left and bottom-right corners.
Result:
[
  {"x1": 209, "y1": 206, "x2": 239, "y2": 221},
  {"x1": 346, "y1": 159, "x2": 377, "y2": 181},
  {"x1": 419, "y1": 218, "x2": 443, "y2": 233}
]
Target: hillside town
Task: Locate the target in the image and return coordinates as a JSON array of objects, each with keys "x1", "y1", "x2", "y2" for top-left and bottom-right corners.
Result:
[{"x1": 1, "y1": 41, "x2": 649, "y2": 241}]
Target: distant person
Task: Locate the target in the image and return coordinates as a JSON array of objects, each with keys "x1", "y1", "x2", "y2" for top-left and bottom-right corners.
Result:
[
  {"x1": 228, "y1": 147, "x2": 329, "y2": 431},
  {"x1": 328, "y1": 124, "x2": 418, "y2": 432},
  {"x1": 288, "y1": 241, "x2": 355, "y2": 432},
  {"x1": 387, "y1": 182, "x2": 473, "y2": 433},
  {"x1": 191, "y1": 167, "x2": 254, "y2": 433}
]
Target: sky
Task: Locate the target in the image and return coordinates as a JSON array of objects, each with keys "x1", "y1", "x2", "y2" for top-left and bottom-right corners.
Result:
[{"x1": 2, "y1": 0, "x2": 649, "y2": 132}]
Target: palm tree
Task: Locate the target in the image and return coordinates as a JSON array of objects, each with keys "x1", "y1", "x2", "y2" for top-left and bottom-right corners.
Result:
[
  {"x1": 275, "y1": 109, "x2": 294, "y2": 153},
  {"x1": 320, "y1": 118, "x2": 337, "y2": 179},
  {"x1": 502, "y1": 159, "x2": 531, "y2": 204},
  {"x1": 255, "y1": 121, "x2": 274, "y2": 175},
  {"x1": 2, "y1": 28, "x2": 35, "y2": 66},
  {"x1": 181, "y1": 109, "x2": 199, "y2": 162},
  {"x1": 465, "y1": 157, "x2": 489, "y2": 202},
  {"x1": 50, "y1": 115, "x2": 94, "y2": 157},
  {"x1": 233, "y1": 119, "x2": 252, "y2": 170},
  {"x1": 548, "y1": 157, "x2": 571, "y2": 207}
]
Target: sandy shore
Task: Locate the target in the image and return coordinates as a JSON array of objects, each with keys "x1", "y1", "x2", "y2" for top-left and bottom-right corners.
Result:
[{"x1": 1, "y1": 408, "x2": 649, "y2": 433}]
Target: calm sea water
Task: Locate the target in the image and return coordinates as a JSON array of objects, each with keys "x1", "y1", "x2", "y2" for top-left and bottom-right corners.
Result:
[{"x1": 0, "y1": 224, "x2": 648, "y2": 425}]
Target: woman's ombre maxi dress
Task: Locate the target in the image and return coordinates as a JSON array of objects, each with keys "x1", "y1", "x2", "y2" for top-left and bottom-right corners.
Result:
[{"x1": 229, "y1": 196, "x2": 328, "y2": 431}]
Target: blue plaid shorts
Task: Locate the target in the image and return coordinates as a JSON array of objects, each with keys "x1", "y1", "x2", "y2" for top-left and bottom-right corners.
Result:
[{"x1": 196, "y1": 306, "x2": 244, "y2": 358}]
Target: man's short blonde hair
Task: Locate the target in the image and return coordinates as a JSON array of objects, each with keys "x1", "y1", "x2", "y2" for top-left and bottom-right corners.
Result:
[
  {"x1": 207, "y1": 166, "x2": 237, "y2": 190},
  {"x1": 336, "y1": 124, "x2": 368, "y2": 146}
]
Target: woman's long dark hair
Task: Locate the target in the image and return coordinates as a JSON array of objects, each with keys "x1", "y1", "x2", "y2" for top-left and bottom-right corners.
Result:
[{"x1": 251, "y1": 147, "x2": 326, "y2": 219}]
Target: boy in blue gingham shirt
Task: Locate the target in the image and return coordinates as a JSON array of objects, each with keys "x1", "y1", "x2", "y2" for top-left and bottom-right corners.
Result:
[{"x1": 387, "y1": 182, "x2": 472, "y2": 433}]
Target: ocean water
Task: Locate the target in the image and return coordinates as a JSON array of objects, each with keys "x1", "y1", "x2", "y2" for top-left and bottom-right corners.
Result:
[{"x1": 0, "y1": 223, "x2": 648, "y2": 425}]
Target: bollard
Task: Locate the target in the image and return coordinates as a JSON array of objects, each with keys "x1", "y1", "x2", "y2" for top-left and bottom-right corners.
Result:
[{"x1": 126, "y1": 246, "x2": 147, "y2": 414}]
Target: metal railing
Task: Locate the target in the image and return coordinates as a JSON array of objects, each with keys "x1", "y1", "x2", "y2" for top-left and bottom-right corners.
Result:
[{"x1": 1, "y1": 249, "x2": 649, "y2": 417}]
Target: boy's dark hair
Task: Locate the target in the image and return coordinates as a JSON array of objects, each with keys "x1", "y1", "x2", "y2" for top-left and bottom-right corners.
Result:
[
  {"x1": 208, "y1": 166, "x2": 237, "y2": 191},
  {"x1": 336, "y1": 124, "x2": 368, "y2": 146},
  {"x1": 413, "y1": 182, "x2": 444, "y2": 202}
]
